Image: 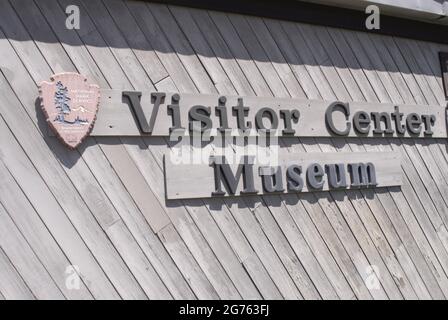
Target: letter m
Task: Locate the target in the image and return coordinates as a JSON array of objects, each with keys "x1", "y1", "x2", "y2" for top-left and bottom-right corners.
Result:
[
  {"x1": 210, "y1": 156, "x2": 258, "y2": 196},
  {"x1": 348, "y1": 162, "x2": 377, "y2": 187}
]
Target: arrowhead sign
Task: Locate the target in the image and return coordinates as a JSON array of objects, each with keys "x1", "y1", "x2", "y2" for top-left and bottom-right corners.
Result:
[{"x1": 39, "y1": 73, "x2": 100, "y2": 149}]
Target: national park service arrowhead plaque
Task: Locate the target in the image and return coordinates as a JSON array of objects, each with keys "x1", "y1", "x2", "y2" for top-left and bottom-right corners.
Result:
[{"x1": 39, "y1": 73, "x2": 100, "y2": 149}]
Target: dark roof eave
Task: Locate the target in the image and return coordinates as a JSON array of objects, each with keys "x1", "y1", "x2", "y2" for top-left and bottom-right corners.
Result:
[{"x1": 144, "y1": 0, "x2": 448, "y2": 45}]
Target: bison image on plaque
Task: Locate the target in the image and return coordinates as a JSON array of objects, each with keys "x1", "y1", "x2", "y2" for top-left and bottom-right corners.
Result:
[{"x1": 39, "y1": 73, "x2": 100, "y2": 149}]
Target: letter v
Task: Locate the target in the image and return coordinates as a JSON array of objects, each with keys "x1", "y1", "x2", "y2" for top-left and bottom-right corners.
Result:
[{"x1": 122, "y1": 91, "x2": 166, "y2": 134}]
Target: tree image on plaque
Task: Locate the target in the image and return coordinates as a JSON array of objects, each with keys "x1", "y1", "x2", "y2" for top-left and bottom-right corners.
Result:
[{"x1": 54, "y1": 81, "x2": 89, "y2": 125}]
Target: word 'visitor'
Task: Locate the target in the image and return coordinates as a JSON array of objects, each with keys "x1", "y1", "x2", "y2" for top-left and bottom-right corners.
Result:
[{"x1": 123, "y1": 91, "x2": 438, "y2": 138}]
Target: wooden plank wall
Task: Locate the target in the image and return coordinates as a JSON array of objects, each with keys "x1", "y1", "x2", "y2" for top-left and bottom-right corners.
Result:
[{"x1": 0, "y1": 0, "x2": 448, "y2": 299}]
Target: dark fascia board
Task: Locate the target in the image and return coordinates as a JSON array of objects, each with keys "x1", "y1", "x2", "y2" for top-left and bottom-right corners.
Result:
[
  {"x1": 440, "y1": 52, "x2": 448, "y2": 100},
  {"x1": 147, "y1": 0, "x2": 448, "y2": 45}
]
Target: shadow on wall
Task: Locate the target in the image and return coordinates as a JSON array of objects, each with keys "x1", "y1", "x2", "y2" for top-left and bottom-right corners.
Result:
[
  {"x1": 18, "y1": 0, "x2": 445, "y2": 211},
  {"x1": 174, "y1": 186, "x2": 387, "y2": 211},
  {"x1": 35, "y1": 94, "x2": 160, "y2": 168},
  {"x1": 0, "y1": 0, "x2": 446, "y2": 81},
  {"x1": 35, "y1": 96, "x2": 89, "y2": 169}
]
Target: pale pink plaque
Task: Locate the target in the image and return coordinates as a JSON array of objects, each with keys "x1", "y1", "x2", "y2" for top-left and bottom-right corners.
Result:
[{"x1": 39, "y1": 73, "x2": 100, "y2": 149}]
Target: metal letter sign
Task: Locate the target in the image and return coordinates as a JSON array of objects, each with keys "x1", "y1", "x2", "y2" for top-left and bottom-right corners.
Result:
[
  {"x1": 164, "y1": 152, "x2": 401, "y2": 200},
  {"x1": 36, "y1": 73, "x2": 416, "y2": 199},
  {"x1": 39, "y1": 73, "x2": 100, "y2": 149},
  {"x1": 41, "y1": 74, "x2": 446, "y2": 142},
  {"x1": 90, "y1": 90, "x2": 444, "y2": 138}
]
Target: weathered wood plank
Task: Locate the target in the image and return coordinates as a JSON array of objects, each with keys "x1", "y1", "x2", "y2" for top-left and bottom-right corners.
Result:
[
  {"x1": 78, "y1": 1, "x2": 242, "y2": 297},
  {"x1": 169, "y1": 9, "x2": 296, "y2": 299},
  {"x1": 97, "y1": 0, "x2": 168, "y2": 84},
  {"x1": 67, "y1": 0, "x2": 238, "y2": 296},
  {"x1": 168, "y1": 5, "x2": 237, "y2": 95},
  {"x1": 276, "y1": 23, "x2": 406, "y2": 299},
  {"x1": 174, "y1": 10, "x2": 341, "y2": 299},
  {"x1": 74, "y1": 0, "x2": 154, "y2": 91},
  {"x1": 125, "y1": 1, "x2": 198, "y2": 93},
  {"x1": 209, "y1": 11, "x2": 272, "y2": 96},
  {"x1": 323, "y1": 28, "x2": 444, "y2": 299},
  {"x1": 372, "y1": 141, "x2": 448, "y2": 297},
  {"x1": 55, "y1": 0, "x2": 180, "y2": 235},
  {"x1": 37, "y1": 0, "x2": 217, "y2": 300},
  {"x1": 245, "y1": 17, "x2": 306, "y2": 99},
  {"x1": 327, "y1": 144, "x2": 416, "y2": 299},
  {"x1": 157, "y1": 223, "x2": 220, "y2": 299},
  {"x1": 146, "y1": 138, "x2": 288, "y2": 299},
  {"x1": 260, "y1": 20, "x2": 368, "y2": 299},
  {"x1": 332, "y1": 28, "x2": 440, "y2": 294},
  {"x1": 362, "y1": 35, "x2": 448, "y2": 240},
  {"x1": 308, "y1": 27, "x2": 429, "y2": 299},
  {"x1": 183, "y1": 198, "x2": 262, "y2": 299},
  {"x1": 207, "y1": 12, "x2": 355, "y2": 299},
  {"x1": 2, "y1": 0, "x2": 448, "y2": 300},
  {"x1": 53, "y1": 144, "x2": 171, "y2": 299},
  {"x1": 80, "y1": 138, "x2": 196, "y2": 299},
  {"x1": 0, "y1": 202, "x2": 65, "y2": 299},
  {"x1": 154, "y1": 5, "x2": 308, "y2": 300},
  {"x1": 371, "y1": 35, "x2": 448, "y2": 264},
  {"x1": 98, "y1": 139, "x2": 234, "y2": 299},
  {"x1": 0, "y1": 6, "x2": 147, "y2": 297},
  {"x1": 347, "y1": 141, "x2": 432, "y2": 299},
  {"x1": 299, "y1": 141, "x2": 402, "y2": 299},
  {"x1": 402, "y1": 39, "x2": 445, "y2": 102},
  {"x1": 239, "y1": 16, "x2": 360, "y2": 299},
  {"x1": 147, "y1": 3, "x2": 217, "y2": 94},
  {"x1": 339, "y1": 28, "x2": 448, "y2": 298},
  {"x1": 0, "y1": 246, "x2": 35, "y2": 300},
  {"x1": 189, "y1": 8, "x2": 256, "y2": 96},
  {"x1": 0, "y1": 99, "x2": 119, "y2": 300},
  {"x1": 249, "y1": 196, "x2": 331, "y2": 299},
  {"x1": 203, "y1": 200, "x2": 283, "y2": 299},
  {"x1": 227, "y1": 14, "x2": 290, "y2": 98},
  {"x1": 307, "y1": 26, "x2": 425, "y2": 299},
  {"x1": 3, "y1": 0, "x2": 178, "y2": 300},
  {"x1": 0, "y1": 160, "x2": 93, "y2": 300}
]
